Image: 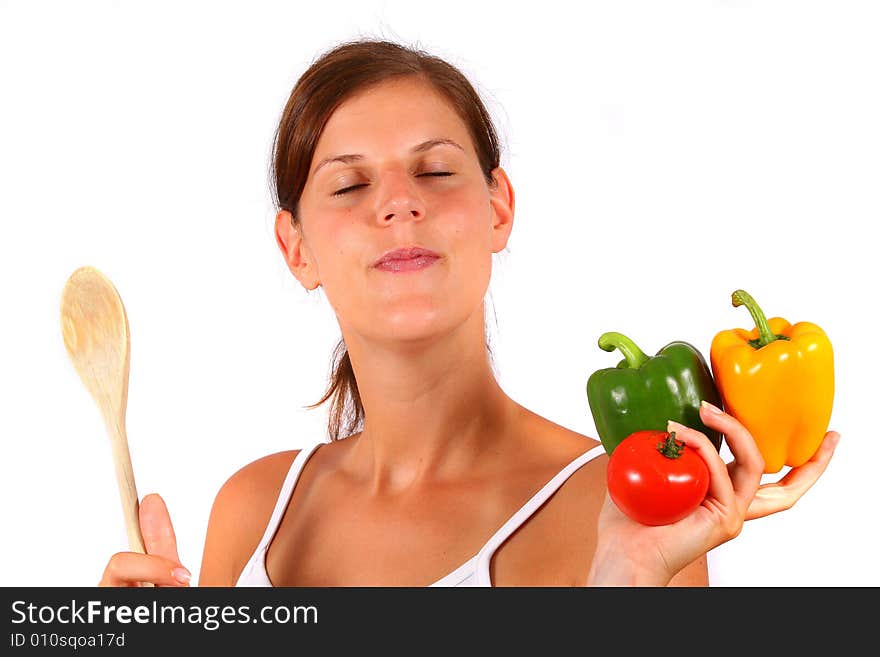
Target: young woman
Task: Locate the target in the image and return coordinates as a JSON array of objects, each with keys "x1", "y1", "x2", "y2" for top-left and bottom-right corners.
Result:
[{"x1": 99, "y1": 38, "x2": 839, "y2": 588}]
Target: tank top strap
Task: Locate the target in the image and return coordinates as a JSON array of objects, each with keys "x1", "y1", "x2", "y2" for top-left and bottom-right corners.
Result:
[
  {"x1": 252, "y1": 440, "x2": 325, "y2": 553},
  {"x1": 473, "y1": 443, "x2": 607, "y2": 585}
]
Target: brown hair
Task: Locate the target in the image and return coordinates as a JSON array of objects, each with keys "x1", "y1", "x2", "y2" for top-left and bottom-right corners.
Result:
[{"x1": 270, "y1": 38, "x2": 503, "y2": 441}]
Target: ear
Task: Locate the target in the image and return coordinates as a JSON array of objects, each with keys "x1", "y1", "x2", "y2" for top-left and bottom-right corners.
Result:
[
  {"x1": 487, "y1": 166, "x2": 515, "y2": 253},
  {"x1": 275, "y1": 210, "x2": 320, "y2": 290}
]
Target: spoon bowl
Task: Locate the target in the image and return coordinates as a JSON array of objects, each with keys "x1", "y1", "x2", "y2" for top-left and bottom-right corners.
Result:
[{"x1": 60, "y1": 266, "x2": 147, "y2": 556}]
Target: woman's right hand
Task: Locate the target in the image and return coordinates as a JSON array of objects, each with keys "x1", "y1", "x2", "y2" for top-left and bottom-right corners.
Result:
[{"x1": 99, "y1": 493, "x2": 192, "y2": 587}]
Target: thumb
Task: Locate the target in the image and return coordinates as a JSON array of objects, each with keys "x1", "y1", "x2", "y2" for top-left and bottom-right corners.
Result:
[{"x1": 138, "y1": 493, "x2": 182, "y2": 565}]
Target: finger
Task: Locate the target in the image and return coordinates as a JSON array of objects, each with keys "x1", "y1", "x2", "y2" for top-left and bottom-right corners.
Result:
[
  {"x1": 99, "y1": 551, "x2": 191, "y2": 587},
  {"x1": 698, "y1": 401, "x2": 764, "y2": 500},
  {"x1": 139, "y1": 493, "x2": 181, "y2": 564},
  {"x1": 667, "y1": 420, "x2": 734, "y2": 510},
  {"x1": 746, "y1": 430, "x2": 840, "y2": 520}
]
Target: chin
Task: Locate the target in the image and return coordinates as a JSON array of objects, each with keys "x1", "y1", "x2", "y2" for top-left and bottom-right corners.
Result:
[{"x1": 370, "y1": 306, "x2": 460, "y2": 344}]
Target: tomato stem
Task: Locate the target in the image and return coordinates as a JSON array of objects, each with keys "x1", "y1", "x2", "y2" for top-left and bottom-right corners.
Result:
[{"x1": 656, "y1": 432, "x2": 685, "y2": 459}]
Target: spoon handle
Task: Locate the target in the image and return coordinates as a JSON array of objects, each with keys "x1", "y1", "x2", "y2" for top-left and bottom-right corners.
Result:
[
  {"x1": 105, "y1": 418, "x2": 155, "y2": 588},
  {"x1": 104, "y1": 414, "x2": 147, "y2": 554}
]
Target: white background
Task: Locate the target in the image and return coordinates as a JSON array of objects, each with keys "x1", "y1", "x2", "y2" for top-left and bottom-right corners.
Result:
[{"x1": 2, "y1": 0, "x2": 877, "y2": 587}]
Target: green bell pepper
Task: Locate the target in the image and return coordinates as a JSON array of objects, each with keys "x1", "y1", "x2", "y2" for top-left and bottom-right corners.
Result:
[{"x1": 587, "y1": 331, "x2": 724, "y2": 456}]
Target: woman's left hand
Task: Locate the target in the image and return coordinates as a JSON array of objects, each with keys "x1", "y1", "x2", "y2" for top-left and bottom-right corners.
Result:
[{"x1": 587, "y1": 402, "x2": 841, "y2": 586}]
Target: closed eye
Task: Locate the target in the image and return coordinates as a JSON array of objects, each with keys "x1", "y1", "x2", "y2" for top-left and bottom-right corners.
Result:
[
  {"x1": 332, "y1": 184, "x2": 366, "y2": 196},
  {"x1": 332, "y1": 172, "x2": 454, "y2": 197}
]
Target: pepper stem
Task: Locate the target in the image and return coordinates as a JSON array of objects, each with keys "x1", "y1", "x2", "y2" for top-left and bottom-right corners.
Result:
[
  {"x1": 656, "y1": 432, "x2": 685, "y2": 459},
  {"x1": 731, "y1": 289, "x2": 789, "y2": 349},
  {"x1": 597, "y1": 331, "x2": 650, "y2": 369}
]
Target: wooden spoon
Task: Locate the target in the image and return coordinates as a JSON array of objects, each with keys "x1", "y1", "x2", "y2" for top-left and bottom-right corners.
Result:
[{"x1": 60, "y1": 266, "x2": 148, "y2": 560}]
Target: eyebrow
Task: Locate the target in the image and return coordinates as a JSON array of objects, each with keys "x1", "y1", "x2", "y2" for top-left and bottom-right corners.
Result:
[{"x1": 312, "y1": 138, "x2": 465, "y2": 176}]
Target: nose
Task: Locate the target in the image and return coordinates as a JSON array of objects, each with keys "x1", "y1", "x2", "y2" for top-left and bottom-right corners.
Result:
[{"x1": 375, "y1": 170, "x2": 426, "y2": 225}]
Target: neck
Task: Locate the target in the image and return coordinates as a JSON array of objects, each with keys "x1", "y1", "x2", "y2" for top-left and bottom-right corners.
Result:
[{"x1": 341, "y1": 313, "x2": 519, "y2": 494}]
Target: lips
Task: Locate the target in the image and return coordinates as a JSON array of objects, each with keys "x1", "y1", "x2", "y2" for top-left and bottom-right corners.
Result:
[{"x1": 373, "y1": 246, "x2": 440, "y2": 267}]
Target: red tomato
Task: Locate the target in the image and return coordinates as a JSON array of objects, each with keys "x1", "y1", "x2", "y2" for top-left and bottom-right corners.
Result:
[{"x1": 606, "y1": 429, "x2": 710, "y2": 526}]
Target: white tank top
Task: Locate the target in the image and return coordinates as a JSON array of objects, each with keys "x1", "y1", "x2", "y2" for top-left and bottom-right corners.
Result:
[{"x1": 235, "y1": 440, "x2": 606, "y2": 587}]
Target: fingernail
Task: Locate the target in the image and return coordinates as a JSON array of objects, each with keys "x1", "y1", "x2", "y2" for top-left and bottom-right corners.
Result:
[
  {"x1": 172, "y1": 566, "x2": 192, "y2": 585},
  {"x1": 701, "y1": 400, "x2": 723, "y2": 414},
  {"x1": 667, "y1": 419, "x2": 685, "y2": 432}
]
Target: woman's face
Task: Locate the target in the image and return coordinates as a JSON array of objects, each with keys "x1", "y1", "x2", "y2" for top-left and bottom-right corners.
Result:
[{"x1": 282, "y1": 75, "x2": 514, "y2": 345}]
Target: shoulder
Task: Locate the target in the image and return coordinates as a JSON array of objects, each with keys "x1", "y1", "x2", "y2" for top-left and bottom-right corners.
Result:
[
  {"x1": 510, "y1": 405, "x2": 609, "y2": 530},
  {"x1": 215, "y1": 449, "x2": 302, "y2": 512},
  {"x1": 197, "y1": 448, "x2": 302, "y2": 586},
  {"x1": 526, "y1": 410, "x2": 608, "y2": 517},
  {"x1": 491, "y1": 407, "x2": 610, "y2": 585},
  {"x1": 514, "y1": 404, "x2": 606, "y2": 480}
]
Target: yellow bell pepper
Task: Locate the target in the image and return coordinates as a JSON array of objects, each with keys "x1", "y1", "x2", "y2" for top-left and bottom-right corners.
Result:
[{"x1": 709, "y1": 289, "x2": 834, "y2": 474}]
